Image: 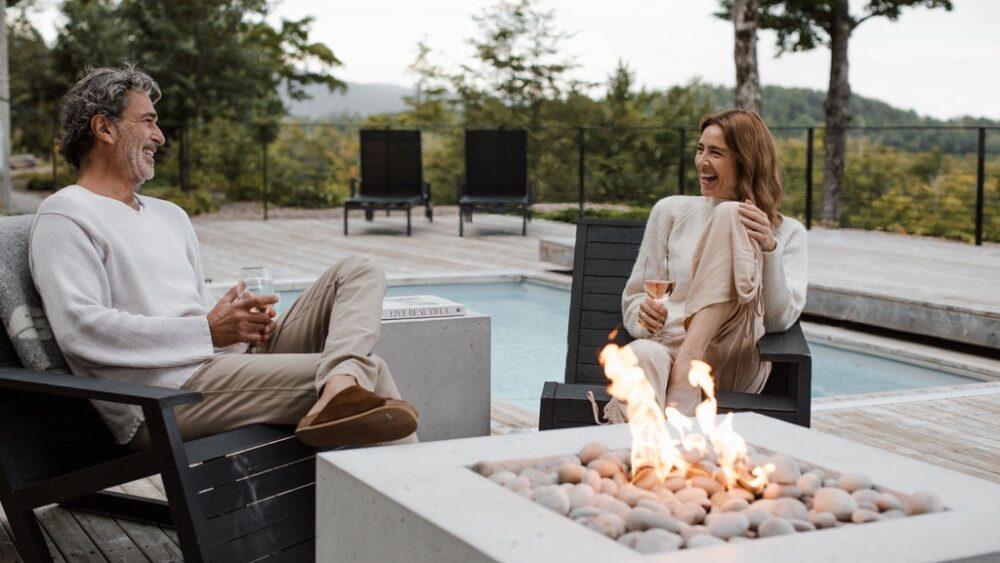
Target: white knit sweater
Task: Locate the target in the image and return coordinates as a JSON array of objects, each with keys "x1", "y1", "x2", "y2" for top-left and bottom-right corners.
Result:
[
  {"x1": 623, "y1": 196, "x2": 808, "y2": 346},
  {"x1": 29, "y1": 185, "x2": 240, "y2": 444}
]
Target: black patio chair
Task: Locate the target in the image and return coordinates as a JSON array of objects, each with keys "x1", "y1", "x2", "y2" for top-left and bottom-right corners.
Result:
[
  {"x1": 459, "y1": 129, "x2": 532, "y2": 237},
  {"x1": 539, "y1": 219, "x2": 812, "y2": 430},
  {"x1": 344, "y1": 129, "x2": 432, "y2": 237},
  {"x1": 0, "y1": 215, "x2": 317, "y2": 562}
]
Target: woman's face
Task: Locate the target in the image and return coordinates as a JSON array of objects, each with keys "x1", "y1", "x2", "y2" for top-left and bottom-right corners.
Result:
[{"x1": 695, "y1": 124, "x2": 739, "y2": 200}]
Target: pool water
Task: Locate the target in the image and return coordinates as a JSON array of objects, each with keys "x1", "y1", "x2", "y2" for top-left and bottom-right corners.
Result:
[{"x1": 277, "y1": 282, "x2": 976, "y2": 412}]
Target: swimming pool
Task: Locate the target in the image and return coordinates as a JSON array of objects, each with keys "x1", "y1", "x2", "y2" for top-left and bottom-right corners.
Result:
[{"x1": 277, "y1": 281, "x2": 976, "y2": 412}]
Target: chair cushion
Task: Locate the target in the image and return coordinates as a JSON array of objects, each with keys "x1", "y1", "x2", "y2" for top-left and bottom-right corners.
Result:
[{"x1": 0, "y1": 214, "x2": 68, "y2": 372}]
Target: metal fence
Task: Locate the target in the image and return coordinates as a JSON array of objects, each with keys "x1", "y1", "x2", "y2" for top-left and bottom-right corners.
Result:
[{"x1": 35, "y1": 122, "x2": 999, "y2": 245}]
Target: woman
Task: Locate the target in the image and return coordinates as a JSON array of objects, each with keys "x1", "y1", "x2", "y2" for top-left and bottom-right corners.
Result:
[{"x1": 613, "y1": 109, "x2": 807, "y2": 418}]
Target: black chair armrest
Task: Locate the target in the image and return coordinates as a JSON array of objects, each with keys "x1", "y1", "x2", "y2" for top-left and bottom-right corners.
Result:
[
  {"x1": 757, "y1": 320, "x2": 810, "y2": 363},
  {"x1": 0, "y1": 367, "x2": 202, "y2": 408},
  {"x1": 350, "y1": 178, "x2": 357, "y2": 198}
]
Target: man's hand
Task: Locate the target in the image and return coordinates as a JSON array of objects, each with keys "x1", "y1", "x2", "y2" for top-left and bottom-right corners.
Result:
[
  {"x1": 638, "y1": 296, "x2": 668, "y2": 332},
  {"x1": 739, "y1": 200, "x2": 777, "y2": 252},
  {"x1": 208, "y1": 283, "x2": 279, "y2": 348}
]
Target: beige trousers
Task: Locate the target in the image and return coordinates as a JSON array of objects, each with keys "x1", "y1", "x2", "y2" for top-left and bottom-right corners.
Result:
[
  {"x1": 130, "y1": 255, "x2": 412, "y2": 449},
  {"x1": 625, "y1": 201, "x2": 768, "y2": 415}
]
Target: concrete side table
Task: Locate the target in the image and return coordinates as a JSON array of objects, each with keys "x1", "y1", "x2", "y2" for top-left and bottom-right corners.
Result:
[{"x1": 375, "y1": 311, "x2": 491, "y2": 442}]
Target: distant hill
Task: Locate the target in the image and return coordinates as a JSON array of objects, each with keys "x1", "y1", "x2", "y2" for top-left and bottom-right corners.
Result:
[
  {"x1": 283, "y1": 82, "x2": 412, "y2": 119},
  {"x1": 285, "y1": 81, "x2": 995, "y2": 153}
]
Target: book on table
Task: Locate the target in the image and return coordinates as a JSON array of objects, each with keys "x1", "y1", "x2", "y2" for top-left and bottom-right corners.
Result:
[{"x1": 381, "y1": 295, "x2": 466, "y2": 320}]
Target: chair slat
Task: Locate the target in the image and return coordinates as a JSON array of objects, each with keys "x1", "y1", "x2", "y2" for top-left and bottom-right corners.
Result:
[
  {"x1": 208, "y1": 513, "x2": 314, "y2": 562},
  {"x1": 584, "y1": 242, "x2": 640, "y2": 260},
  {"x1": 583, "y1": 259, "x2": 635, "y2": 278},
  {"x1": 204, "y1": 485, "x2": 313, "y2": 545},
  {"x1": 198, "y1": 458, "x2": 314, "y2": 519},
  {"x1": 190, "y1": 437, "x2": 313, "y2": 491}
]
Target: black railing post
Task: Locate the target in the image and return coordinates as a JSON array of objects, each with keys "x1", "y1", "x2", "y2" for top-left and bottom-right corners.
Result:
[
  {"x1": 806, "y1": 127, "x2": 814, "y2": 230},
  {"x1": 677, "y1": 128, "x2": 686, "y2": 195},
  {"x1": 577, "y1": 127, "x2": 585, "y2": 221},
  {"x1": 975, "y1": 127, "x2": 985, "y2": 246},
  {"x1": 262, "y1": 138, "x2": 269, "y2": 221}
]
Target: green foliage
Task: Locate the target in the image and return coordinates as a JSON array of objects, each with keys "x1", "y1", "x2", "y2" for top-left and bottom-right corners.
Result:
[
  {"x1": 141, "y1": 186, "x2": 218, "y2": 216},
  {"x1": 536, "y1": 206, "x2": 651, "y2": 224}
]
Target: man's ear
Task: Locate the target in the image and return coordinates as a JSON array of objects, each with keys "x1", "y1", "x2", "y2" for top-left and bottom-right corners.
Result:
[{"x1": 90, "y1": 114, "x2": 117, "y2": 146}]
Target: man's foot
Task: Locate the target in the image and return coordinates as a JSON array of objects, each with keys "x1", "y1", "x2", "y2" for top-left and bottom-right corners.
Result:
[{"x1": 295, "y1": 385, "x2": 418, "y2": 449}]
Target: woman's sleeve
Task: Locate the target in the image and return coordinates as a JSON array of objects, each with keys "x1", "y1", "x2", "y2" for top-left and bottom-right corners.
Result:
[
  {"x1": 761, "y1": 220, "x2": 808, "y2": 333},
  {"x1": 622, "y1": 200, "x2": 672, "y2": 339}
]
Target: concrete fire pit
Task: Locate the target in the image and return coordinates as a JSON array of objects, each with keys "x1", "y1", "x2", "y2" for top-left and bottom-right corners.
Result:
[{"x1": 317, "y1": 414, "x2": 1000, "y2": 562}]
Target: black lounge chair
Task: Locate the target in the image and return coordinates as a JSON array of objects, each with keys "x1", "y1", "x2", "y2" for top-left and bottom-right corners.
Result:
[
  {"x1": 344, "y1": 129, "x2": 432, "y2": 237},
  {"x1": 0, "y1": 215, "x2": 317, "y2": 562},
  {"x1": 460, "y1": 129, "x2": 532, "y2": 236},
  {"x1": 539, "y1": 219, "x2": 812, "y2": 430}
]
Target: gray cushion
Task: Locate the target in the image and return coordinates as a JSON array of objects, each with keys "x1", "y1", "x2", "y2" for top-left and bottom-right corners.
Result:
[{"x1": 0, "y1": 214, "x2": 68, "y2": 372}]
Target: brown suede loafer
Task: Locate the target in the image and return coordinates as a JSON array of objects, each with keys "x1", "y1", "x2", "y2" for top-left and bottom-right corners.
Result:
[{"x1": 295, "y1": 385, "x2": 418, "y2": 449}]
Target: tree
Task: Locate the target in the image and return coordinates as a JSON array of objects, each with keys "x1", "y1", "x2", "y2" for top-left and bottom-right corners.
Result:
[
  {"x1": 731, "y1": 0, "x2": 761, "y2": 114},
  {"x1": 50, "y1": 0, "x2": 344, "y2": 191},
  {"x1": 719, "y1": 0, "x2": 952, "y2": 223}
]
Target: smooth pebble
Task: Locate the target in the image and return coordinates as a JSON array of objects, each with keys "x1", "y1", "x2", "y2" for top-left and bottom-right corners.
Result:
[
  {"x1": 634, "y1": 529, "x2": 682, "y2": 554},
  {"x1": 822, "y1": 478, "x2": 838, "y2": 488},
  {"x1": 588, "y1": 458, "x2": 622, "y2": 478},
  {"x1": 676, "y1": 487, "x2": 708, "y2": 504},
  {"x1": 744, "y1": 507, "x2": 771, "y2": 530},
  {"x1": 533, "y1": 485, "x2": 570, "y2": 515},
  {"x1": 618, "y1": 531, "x2": 642, "y2": 548},
  {"x1": 837, "y1": 473, "x2": 873, "y2": 493},
  {"x1": 808, "y1": 510, "x2": 838, "y2": 529},
  {"x1": 557, "y1": 463, "x2": 585, "y2": 484},
  {"x1": 578, "y1": 442, "x2": 608, "y2": 465},
  {"x1": 851, "y1": 509, "x2": 881, "y2": 524},
  {"x1": 685, "y1": 534, "x2": 725, "y2": 548},
  {"x1": 582, "y1": 469, "x2": 602, "y2": 491},
  {"x1": 875, "y1": 493, "x2": 905, "y2": 512},
  {"x1": 521, "y1": 467, "x2": 557, "y2": 487},
  {"x1": 764, "y1": 484, "x2": 801, "y2": 499},
  {"x1": 568, "y1": 483, "x2": 596, "y2": 510},
  {"x1": 882, "y1": 509, "x2": 907, "y2": 519},
  {"x1": 796, "y1": 473, "x2": 822, "y2": 496},
  {"x1": 674, "y1": 502, "x2": 707, "y2": 525},
  {"x1": 721, "y1": 498, "x2": 750, "y2": 512},
  {"x1": 600, "y1": 477, "x2": 618, "y2": 496},
  {"x1": 789, "y1": 518, "x2": 815, "y2": 532},
  {"x1": 813, "y1": 487, "x2": 858, "y2": 521},
  {"x1": 505, "y1": 476, "x2": 531, "y2": 491},
  {"x1": 664, "y1": 476, "x2": 687, "y2": 492},
  {"x1": 691, "y1": 476, "x2": 723, "y2": 496},
  {"x1": 852, "y1": 489, "x2": 880, "y2": 505},
  {"x1": 626, "y1": 507, "x2": 681, "y2": 533},
  {"x1": 569, "y1": 506, "x2": 602, "y2": 520},
  {"x1": 769, "y1": 456, "x2": 802, "y2": 484},
  {"x1": 758, "y1": 517, "x2": 796, "y2": 537},
  {"x1": 586, "y1": 513, "x2": 626, "y2": 540},
  {"x1": 595, "y1": 493, "x2": 631, "y2": 519},
  {"x1": 637, "y1": 498, "x2": 670, "y2": 514},
  {"x1": 472, "y1": 461, "x2": 495, "y2": 477},
  {"x1": 772, "y1": 498, "x2": 808, "y2": 521},
  {"x1": 679, "y1": 523, "x2": 709, "y2": 543},
  {"x1": 706, "y1": 512, "x2": 749, "y2": 540},
  {"x1": 905, "y1": 491, "x2": 944, "y2": 515},
  {"x1": 490, "y1": 470, "x2": 516, "y2": 486}
]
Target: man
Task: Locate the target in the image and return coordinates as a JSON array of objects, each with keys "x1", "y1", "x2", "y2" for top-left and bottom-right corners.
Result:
[{"x1": 29, "y1": 64, "x2": 418, "y2": 450}]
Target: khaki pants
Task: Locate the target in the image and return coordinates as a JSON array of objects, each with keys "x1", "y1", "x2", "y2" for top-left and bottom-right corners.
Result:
[
  {"x1": 130, "y1": 255, "x2": 412, "y2": 449},
  {"x1": 624, "y1": 202, "x2": 768, "y2": 415}
]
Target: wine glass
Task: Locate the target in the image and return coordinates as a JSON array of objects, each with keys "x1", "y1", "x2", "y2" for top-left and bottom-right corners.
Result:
[
  {"x1": 240, "y1": 267, "x2": 276, "y2": 352},
  {"x1": 642, "y1": 256, "x2": 674, "y2": 333}
]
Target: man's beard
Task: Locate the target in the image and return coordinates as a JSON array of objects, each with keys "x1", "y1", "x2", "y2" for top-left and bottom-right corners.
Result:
[{"x1": 116, "y1": 126, "x2": 155, "y2": 184}]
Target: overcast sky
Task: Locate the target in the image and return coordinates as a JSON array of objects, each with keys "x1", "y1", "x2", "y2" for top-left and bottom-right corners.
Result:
[{"x1": 25, "y1": 0, "x2": 1000, "y2": 120}]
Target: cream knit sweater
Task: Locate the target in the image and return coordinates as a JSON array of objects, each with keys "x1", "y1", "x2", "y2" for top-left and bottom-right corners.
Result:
[{"x1": 622, "y1": 196, "x2": 808, "y2": 347}]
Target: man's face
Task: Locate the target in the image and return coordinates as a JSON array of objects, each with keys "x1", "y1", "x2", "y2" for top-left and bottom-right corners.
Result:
[{"x1": 113, "y1": 91, "x2": 165, "y2": 185}]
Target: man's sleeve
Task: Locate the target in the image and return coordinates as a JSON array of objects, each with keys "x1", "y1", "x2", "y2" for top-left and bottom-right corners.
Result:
[{"x1": 29, "y1": 214, "x2": 216, "y2": 368}]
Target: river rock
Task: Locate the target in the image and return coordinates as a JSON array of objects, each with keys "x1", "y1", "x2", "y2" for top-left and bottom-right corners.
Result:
[
  {"x1": 586, "y1": 513, "x2": 626, "y2": 540},
  {"x1": 533, "y1": 485, "x2": 570, "y2": 515},
  {"x1": 685, "y1": 534, "x2": 725, "y2": 548},
  {"x1": 748, "y1": 453, "x2": 771, "y2": 469},
  {"x1": 609, "y1": 449, "x2": 631, "y2": 468},
  {"x1": 758, "y1": 517, "x2": 796, "y2": 537},
  {"x1": 516, "y1": 487, "x2": 534, "y2": 499},
  {"x1": 691, "y1": 476, "x2": 723, "y2": 496},
  {"x1": 852, "y1": 489, "x2": 880, "y2": 505},
  {"x1": 882, "y1": 509, "x2": 906, "y2": 519},
  {"x1": 635, "y1": 529, "x2": 682, "y2": 554},
  {"x1": 521, "y1": 467, "x2": 557, "y2": 487},
  {"x1": 764, "y1": 484, "x2": 801, "y2": 500},
  {"x1": 744, "y1": 507, "x2": 771, "y2": 530},
  {"x1": 569, "y1": 506, "x2": 602, "y2": 520},
  {"x1": 632, "y1": 467, "x2": 660, "y2": 490},
  {"x1": 618, "y1": 483, "x2": 657, "y2": 506},
  {"x1": 678, "y1": 523, "x2": 710, "y2": 543},
  {"x1": 595, "y1": 493, "x2": 631, "y2": 519},
  {"x1": 601, "y1": 477, "x2": 618, "y2": 496},
  {"x1": 676, "y1": 487, "x2": 709, "y2": 504},
  {"x1": 837, "y1": 473, "x2": 873, "y2": 493},
  {"x1": 796, "y1": 473, "x2": 822, "y2": 496},
  {"x1": 813, "y1": 487, "x2": 858, "y2": 521},
  {"x1": 721, "y1": 498, "x2": 750, "y2": 512},
  {"x1": 626, "y1": 507, "x2": 681, "y2": 533},
  {"x1": 654, "y1": 486, "x2": 676, "y2": 503},
  {"x1": 875, "y1": 493, "x2": 905, "y2": 512},
  {"x1": 851, "y1": 509, "x2": 881, "y2": 524},
  {"x1": 674, "y1": 502, "x2": 707, "y2": 525},
  {"x1": 772, "y1": 498, "x2": 808, "y2": 521},
  {"x1": 905, "y1": 491, "x2": 944, "y2": 515},
  {"x1": 472, "y1": 461, "x2": 495, "y2": 477},
  {"x1": 808, "y1": 510, "x2": 838, "y2": 529},
  {"x1": 769, "y1": 456, "x2": 802, "y2": 484},
  {"x1": 582, "y1": 469, "x2": 602, "y2": 491},
  {"x1": 505, "y1": 476, "x2": 531, "y2": 491},
  {"x1": 568, "y1": 483, "x2": 597, "y2": 510},
  {"x1": 858, "y1": 502, "x2": 879, "y2": 513},
  {"x1": 706, "y1": 512, "x2": 749, "y2": 540},
  {"x1": 664, "y1": 476, "x2": 687, "y2": 492},
  {"x1": 557, "y1": 463, "x2": 586, "y2": 484},
  {"x1": 588, "y1": 458, "x2": 622, "y2": 479},
  {"x1": 638, "y1": 498, "x2": 671, "y2": 514},
  {"x1": 728, "y1": 487, "x2": 755, "y2": 503},
  {"x1": 618, "y1": 531, "x2": 642, "y2": 548},
  {"x1": 490, "y1": 470, "x2": 516, "y2": 486},
  {"x1": 578, "y1": 442, "x2": 608, "y2": 465},
  {"x1": 789, "y1": 519, "x2": 816, "y2": 532}
]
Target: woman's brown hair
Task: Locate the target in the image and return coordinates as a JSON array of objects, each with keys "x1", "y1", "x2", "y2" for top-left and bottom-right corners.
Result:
[{"x1": 699, "y1": 109, "x2": 783, "y2": 226}]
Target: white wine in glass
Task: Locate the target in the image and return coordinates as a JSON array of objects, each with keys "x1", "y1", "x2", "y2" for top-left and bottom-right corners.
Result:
[{"x1": 240, "y1": 267, "x2": 276, "y2": 352}]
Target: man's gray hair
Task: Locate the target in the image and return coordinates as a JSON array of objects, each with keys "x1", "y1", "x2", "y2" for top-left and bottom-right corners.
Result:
[{"x1": 58, "y1": 63, "x2": 161, "y2": 168}]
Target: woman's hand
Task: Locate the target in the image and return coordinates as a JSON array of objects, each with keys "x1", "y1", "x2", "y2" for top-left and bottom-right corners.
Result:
[
  {"x1": 638, "y1": 296, "x2": 668, "y2": 332},
  {"x1": 739, "y1": 200, "x2": 777, "y2": 252}
]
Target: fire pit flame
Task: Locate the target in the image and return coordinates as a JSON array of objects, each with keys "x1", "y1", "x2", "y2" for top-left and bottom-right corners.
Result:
[{"x1": 599, "y1": 343, "x2": 767, "y2": 491}]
